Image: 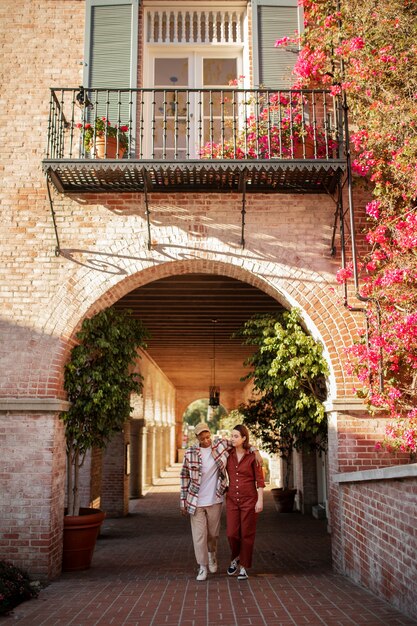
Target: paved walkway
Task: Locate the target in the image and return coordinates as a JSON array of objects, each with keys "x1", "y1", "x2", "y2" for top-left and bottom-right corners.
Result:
[{"x1": 3, "y1": 465, "x2": 416, "y2": 626}]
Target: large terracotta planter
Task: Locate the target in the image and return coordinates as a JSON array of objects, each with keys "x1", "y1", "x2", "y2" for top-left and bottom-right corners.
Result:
[
  {"x1": 271, "y1": 488, "x2": 297, "y2": 513},
  {"x1": 92, "y1": 136, "x2": 126, "y2": 159},
  {"x1": 62, "y1": 507, "x2": 106, "y2": 571}
]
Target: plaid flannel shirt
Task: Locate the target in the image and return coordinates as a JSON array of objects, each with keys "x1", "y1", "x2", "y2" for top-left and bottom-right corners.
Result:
[{"x1": 180, "y1": 438, "x2": 231, "y2": 515}]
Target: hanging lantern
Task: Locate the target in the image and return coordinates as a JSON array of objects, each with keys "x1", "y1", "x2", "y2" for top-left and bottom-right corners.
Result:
[
  {"x1": 208, "y1": 319, "x2": 220, "y2": 407},
  {"x1": 209, "y1": 385, "x2": 220, "y2": 407}
]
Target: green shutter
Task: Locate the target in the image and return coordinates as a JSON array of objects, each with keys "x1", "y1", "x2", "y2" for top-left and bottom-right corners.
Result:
[
  {"x1": 258, "y1": 5, "x2": 298, "y2": 89},
  {"x1": 89, "y1": 5, "x2": 132, "y2": 88},
  {"x1": 88, "y1": 4, "x2": 132, "y2": 122}
]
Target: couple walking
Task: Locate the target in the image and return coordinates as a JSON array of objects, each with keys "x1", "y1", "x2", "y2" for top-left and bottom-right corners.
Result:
[{"x1": 180, "y1": 422, "x2": 265, "y2": 581}]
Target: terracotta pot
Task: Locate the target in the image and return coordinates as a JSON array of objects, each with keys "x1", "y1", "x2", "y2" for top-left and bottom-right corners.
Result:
[
  {"x1": 92, "y1": 136, "x2": 126, "y2": 159},
  {"x1": 271, "y1": 488, "x2": 297, "y2": 513},
  {"x1": 62, "y1": 507, "x2": 106, "y2": 571}
]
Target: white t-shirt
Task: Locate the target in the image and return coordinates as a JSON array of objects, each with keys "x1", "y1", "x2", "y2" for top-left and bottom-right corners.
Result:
[{"x1": 197, "y1": 446, "x2": 224, "y2": 507}]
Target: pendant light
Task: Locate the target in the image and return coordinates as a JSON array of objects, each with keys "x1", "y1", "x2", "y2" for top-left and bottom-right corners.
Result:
[{"x1": 209, "y1": 319, "x2": 220, "y2": 407}]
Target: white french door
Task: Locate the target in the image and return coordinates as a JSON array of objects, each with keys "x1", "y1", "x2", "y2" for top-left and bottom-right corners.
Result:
[{"x1": 145, "y1": 50, "x2": 241, "y2": 159}]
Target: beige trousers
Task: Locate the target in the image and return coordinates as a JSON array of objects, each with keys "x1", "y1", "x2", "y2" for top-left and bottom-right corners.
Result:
[{"x1": 190, "y1": 503, "x2": 222, "y2": 566}]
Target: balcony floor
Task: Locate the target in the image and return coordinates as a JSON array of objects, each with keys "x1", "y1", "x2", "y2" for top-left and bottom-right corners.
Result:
[{"x1": 43, "y1": 159, "x2": 346, "y2": 195}]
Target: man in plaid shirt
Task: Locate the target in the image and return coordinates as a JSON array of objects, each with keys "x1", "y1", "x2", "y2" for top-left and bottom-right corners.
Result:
[{"x1": 180, "y1": 422, "x2": 260, "y2": 581}]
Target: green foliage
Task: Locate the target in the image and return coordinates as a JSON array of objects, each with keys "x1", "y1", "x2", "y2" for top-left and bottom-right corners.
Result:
[
  {"x1": 183, "y1": 398, "x2": 227, "y2": 432},
  {"x1": 61, "y1": 307, "x2": 149, "y2": 515},
  {"x1": 0, "y1": 561, "x2": 40, "y2": 616},
  {"x1": 236, "y1": 309, "x2": 329, "y2": 486},
  {"x1": 62, "y1": 307, "x2": 149, "y2": 454},
  {"x1": 218, "y1": 408, "x2": 246, "y2": 434}
]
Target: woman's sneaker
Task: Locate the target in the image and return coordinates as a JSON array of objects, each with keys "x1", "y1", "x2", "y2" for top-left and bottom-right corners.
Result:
[
  {"x1": 196, "y1": 565, "x2": 208, "y2": 581},
  {"x1": 237, "y1": 566, "x2": 248, "y2": 580},
  {"x1": 227, "y1": 558, "x2": 239, "y2": 576}
]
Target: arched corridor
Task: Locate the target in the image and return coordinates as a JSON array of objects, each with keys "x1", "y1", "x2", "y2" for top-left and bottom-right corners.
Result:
[{"x1": 4, "y1": 468, "x2": 414, "y2": 626}]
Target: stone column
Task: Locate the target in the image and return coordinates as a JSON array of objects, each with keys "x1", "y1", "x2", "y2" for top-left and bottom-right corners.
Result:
[
  {"x1": 129, "y1": 419, "x2": 141, "y2": 499},
  {"x1": 150, "y1": 425, "x2": 158, "y2": 485},
  {"x1": 139, "y1": 423, "x2": 148, "y2": 495}
]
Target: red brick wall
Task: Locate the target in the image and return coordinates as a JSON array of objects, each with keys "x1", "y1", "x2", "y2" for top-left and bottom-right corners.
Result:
[
  {"x1": 0, "y1": 412, "x2": 66, "y2": 579},
  {"x1": 1, "y1": 1, "x2": 416, "y2": 618},
  {"x1": 331, "y1": 476, "x2": 417, "y2": 618},
  {"x1": 328, "y1": 410, "x2": 417, "y2": 618},
  {"x1": 101, "y1": 426, "x2": 130, "y2": 518}
]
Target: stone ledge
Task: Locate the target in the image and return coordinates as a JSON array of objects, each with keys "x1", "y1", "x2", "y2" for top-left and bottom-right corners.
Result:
[
  {"x1": 324, "y1": 397, "x2": 368, "y2": 412},
  {"x1": 0, "y1": 398, "x2": 70, "y2": 413},
  {"x1": 333, "y1": 463, "x2": 417, "y2": 484}
]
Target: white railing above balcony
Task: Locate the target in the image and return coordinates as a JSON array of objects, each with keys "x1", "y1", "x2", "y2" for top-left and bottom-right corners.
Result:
[{"x1": 146, "y1": 8, "x2": 243, "y2": 44}]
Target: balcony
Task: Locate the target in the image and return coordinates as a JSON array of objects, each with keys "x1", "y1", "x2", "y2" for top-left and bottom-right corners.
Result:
[{"x1": 42, "y1": 87, "x2": 347, "y2": 195}]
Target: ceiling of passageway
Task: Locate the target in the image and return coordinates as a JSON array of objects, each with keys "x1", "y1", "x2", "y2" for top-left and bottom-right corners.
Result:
[{"x1": 114, "y1": 274, "x2": 285, "y2": 392}]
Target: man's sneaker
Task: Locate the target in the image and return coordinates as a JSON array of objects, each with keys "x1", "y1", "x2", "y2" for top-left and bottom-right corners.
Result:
[
  {"x1": 237, "y1": 566, "x2": 248, "y2": 580},
  {"x1": 196, "y1": 565, "x2": 208, "y2": 581},
  {"x1": 208, "y1": 552, "x2": 218, "y2": 573},
  {"x1": 227, "y1": 558, "x2": 239, "y2": 576}
]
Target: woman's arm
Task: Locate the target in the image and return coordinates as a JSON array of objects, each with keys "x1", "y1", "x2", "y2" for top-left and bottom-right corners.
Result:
[{"x1": 255, "y1": 488, "x2": 264, "y2": 513}]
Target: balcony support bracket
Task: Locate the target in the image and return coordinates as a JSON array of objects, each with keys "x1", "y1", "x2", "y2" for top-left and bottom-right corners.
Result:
[
  {"x1": 239, "y1": 169, "x2": 247, "y2": 248},
  {"x1": 143, "y1": 172, "x2": 152, "y2": 251},
  {"x1": 330, "y1": 178, "x2": 344, "y2": 257},
  {"x1": 46, "y1": 174, "x2": 61, "y2": 257}
]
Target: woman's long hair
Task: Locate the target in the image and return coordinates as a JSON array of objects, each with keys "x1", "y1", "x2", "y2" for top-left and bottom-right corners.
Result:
[{"x1": 232, "y1": 424, "x2": 251, "y2": 450}]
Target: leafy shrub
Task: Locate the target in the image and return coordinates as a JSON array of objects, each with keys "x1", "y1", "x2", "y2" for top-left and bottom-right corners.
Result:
[{"x1": 0, "y1": 561, "x2": 40, "y2": 615}]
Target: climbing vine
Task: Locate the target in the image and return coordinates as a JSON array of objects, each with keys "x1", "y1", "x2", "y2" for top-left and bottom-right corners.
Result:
[{"x1": 277, "y1": 0, "x2": 417, "y2": 453}]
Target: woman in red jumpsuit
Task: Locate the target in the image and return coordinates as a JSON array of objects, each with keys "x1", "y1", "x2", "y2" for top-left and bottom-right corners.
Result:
[{"x1": 226, "y1": 424, "x2": 265, "y2": 580}]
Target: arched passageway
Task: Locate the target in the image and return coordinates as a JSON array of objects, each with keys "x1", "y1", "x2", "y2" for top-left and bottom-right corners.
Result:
[{"x1": 96, "y1": 268, "x2": 331, "y2": 521}]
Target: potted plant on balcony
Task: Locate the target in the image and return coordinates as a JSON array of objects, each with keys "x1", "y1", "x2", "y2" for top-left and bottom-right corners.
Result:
[
  {"x1": 60, "y1": 307, "x2": 149, "y2": 571},
  {"x1": 77, "y1": 117, "x2": 129, "y2": 159},
  {"x1": 200, "y1": 91, "x2": 337, "y2": 160},
  {"x1": 236, "y1": 309, "x2": 329, "y2": 513}
]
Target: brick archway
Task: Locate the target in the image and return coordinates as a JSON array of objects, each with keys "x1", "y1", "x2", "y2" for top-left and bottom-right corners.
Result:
[{"x1": 57, "y1": 257, "x2": 358, "y2": 400}]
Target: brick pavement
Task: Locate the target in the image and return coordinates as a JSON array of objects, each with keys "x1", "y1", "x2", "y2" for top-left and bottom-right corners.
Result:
[{"x1": 3, "y1": 465, "x2": 416, "y2": 626}]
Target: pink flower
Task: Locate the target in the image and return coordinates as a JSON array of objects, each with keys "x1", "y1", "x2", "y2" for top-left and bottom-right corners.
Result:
[{"x1": 365, "y1": 200, "x2": 381, "y2": 220}]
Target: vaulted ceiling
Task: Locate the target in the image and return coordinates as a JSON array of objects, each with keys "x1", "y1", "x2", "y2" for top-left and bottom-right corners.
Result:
[{"x1": 114, "y1": 274, "x2": 284, "y2": 392}]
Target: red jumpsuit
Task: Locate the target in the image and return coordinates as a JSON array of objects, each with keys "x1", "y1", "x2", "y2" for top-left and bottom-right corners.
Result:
[{"x1": 226, "y1": 449, "x2": 265, "y2": 568}]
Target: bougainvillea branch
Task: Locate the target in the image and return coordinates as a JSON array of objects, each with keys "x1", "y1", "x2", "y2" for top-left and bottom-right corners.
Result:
[{"x1": 276, "y1": 0, "x2": 417, "y2": 453}]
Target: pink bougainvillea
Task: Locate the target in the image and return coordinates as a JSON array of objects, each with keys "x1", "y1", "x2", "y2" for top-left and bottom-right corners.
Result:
[{"x1": 276, "y1": 0, "x2": 417, "y2": 452}]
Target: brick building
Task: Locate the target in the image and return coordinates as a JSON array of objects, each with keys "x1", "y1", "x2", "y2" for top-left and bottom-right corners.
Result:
[{"x1": 0, "y1": 0, "x2": 416, "y2": 620}]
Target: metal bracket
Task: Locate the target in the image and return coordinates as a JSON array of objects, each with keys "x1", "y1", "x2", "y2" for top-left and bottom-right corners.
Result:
[
  {"x1": 46, "y1": 174, "x2": 61, "y2": 256},
  {"x1": 330, "y1": 179, "x2": 343, "y2": 257},
  {"x1": 239, "y1": 169, "x2": 247, "y2": 248},
  {"x1": 143, "y1": 171, "x2": 152, "y2": 251}
]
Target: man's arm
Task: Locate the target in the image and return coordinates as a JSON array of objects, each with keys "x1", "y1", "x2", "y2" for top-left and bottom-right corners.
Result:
[
  {"x1": 179, "y1": 453, "x2": 190, "y2": 514},
  {"x1": 218, "y1": 436, "x2": 263, "y2": 466}
]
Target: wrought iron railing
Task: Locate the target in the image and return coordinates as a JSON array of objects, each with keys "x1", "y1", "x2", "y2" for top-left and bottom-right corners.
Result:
[{"x1": 45, "y1": 87, "x2": 345, "y2": 162}]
